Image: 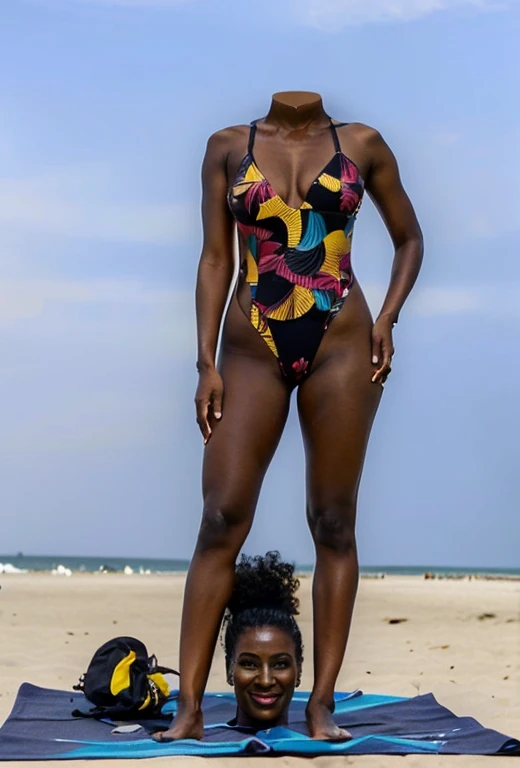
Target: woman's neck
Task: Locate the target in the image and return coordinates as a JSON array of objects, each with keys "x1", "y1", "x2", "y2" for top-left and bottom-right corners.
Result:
[
  {"x1": 235, "y1": 708, "x2": 289, "y2": 730},
  {"x1": 264, "y1": 91, "x2": 330, "y2": 131}
]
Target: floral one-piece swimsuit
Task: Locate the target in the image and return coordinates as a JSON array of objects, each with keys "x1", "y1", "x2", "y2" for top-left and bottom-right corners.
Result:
[{"x1": 227, "y1": 117, "x2": 365, "y2": 389}]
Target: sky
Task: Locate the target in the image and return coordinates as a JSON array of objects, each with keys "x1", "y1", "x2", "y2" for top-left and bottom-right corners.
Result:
[{"x1": 1, "y1": 0, "x2": 519, "y2": 567}]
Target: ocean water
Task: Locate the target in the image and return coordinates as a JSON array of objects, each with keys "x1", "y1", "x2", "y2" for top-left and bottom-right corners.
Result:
[
  {"x1": 0, "y1": 555, "x2": 519, "y2": 577},
  {"x1": 0, "y1": 555, "x2": 190, "y2": 574}
]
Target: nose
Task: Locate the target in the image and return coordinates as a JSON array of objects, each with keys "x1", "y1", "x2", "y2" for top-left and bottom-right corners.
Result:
[{"x1": 258, "y1": 663, "x2": 275, "y2": 688}]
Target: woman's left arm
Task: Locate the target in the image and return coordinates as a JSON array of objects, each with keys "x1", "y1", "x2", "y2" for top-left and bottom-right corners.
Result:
[{"x1": 364, "y1": 129, "x2": 424, "y2": 384}]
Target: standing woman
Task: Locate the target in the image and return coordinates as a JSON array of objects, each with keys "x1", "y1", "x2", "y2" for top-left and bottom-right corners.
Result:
[{"x1": 163, "y1": 91, "x2": 423, "y2": 741}]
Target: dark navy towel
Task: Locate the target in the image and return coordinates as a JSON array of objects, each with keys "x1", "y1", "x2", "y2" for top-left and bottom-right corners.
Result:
[{"x1": 0, "y1": 683, "x2": 518, "y2": 758}]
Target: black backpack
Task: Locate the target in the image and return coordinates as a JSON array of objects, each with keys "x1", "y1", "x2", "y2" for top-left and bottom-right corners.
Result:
[{"x1": 72, "y1": 636, "x2": 179, "y2": 719}]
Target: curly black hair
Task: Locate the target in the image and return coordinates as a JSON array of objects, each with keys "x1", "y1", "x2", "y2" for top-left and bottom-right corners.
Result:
[{"x1": 222, "y1": 551, "x2": 303, "y2": 684}]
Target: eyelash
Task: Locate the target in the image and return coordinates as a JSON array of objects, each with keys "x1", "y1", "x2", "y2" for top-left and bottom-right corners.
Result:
[{"x1": 239, "y1": 660, "x2": 290, "y2": 670}]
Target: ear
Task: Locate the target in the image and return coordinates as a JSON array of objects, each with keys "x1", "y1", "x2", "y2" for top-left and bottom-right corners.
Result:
[
  {"x1": 296, "y1": 663, "x2": 302, "y2": 688},
  {"x1": 227, "y1": 662, "x2": 235, "y2": 687}
]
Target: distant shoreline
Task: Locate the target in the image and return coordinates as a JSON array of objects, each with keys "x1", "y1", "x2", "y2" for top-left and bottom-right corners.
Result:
[
  {"x1": 1, "y1": 572, "x2": 518, "y2": 582},
  {"x1": 1, "y1": 555, "x2": 519, "y2": 580}
]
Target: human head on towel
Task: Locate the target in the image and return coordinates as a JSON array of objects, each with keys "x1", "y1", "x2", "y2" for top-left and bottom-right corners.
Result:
[{"x1": 222, "y1": 550, "x2": 303, "y2": 730}]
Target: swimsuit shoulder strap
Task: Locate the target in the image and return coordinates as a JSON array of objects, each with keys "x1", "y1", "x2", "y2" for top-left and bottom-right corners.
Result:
[
  {"x1": 248, "y1": 119, "x2": 259, "y2": 156},
  {"x1": 329, "y1": 119, "x2": 349, "y2": 153}
]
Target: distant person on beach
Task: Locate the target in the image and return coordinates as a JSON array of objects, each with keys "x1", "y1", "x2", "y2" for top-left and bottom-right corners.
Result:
[
  {"x1": 165, "y1": 90, "x2": 423, "y2": 741},
  {"x1": 153, "y1": 552, "x2": 302, "y2": 739}
]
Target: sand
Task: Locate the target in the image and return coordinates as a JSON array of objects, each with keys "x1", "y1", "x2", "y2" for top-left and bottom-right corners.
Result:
[{"x1": 0, "y1": 573, "x2": 519, "y2": 766}]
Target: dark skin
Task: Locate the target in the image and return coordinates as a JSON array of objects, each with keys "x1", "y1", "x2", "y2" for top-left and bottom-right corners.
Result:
[
  {"x1": 230, "y1": 626, "x2": 301, "y2": 729},
  {"x1": 154, "y1": 625, "x2": 299, "y2": 741},
  {"x1": 155, "y1": 91, "x2": 423, "y2": 742}
]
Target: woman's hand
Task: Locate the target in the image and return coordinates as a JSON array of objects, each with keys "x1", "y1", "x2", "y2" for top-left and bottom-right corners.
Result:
[
  {"x1": 371, "y1": 316, "x2": 395, "y2": 385},
  {"x1": 195, "y1": 366, "x2": 224, "y2": 444}
]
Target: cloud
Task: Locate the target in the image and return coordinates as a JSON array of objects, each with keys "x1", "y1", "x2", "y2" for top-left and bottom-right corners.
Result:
[
  {"x1": 0, "y1": 277, "x2": 186, "y2": 321},
  {"x1": 37, "y1": 0, "x2": 193, "y2": 6},
  {"x1": 0, "y1": 276, "x2": 198, "y2": 458},
  {"x1": 3, "y1": 390, "x2": 178, "y2": 455},
  {"x1": 410, "y1": 286, "x2": 481, "y2": 316},
  {"x1": 0, "y1": 276, "x2": 197, "y2": 378},
  {"x1": 366, "y1": 124, "x2": 520, "y2": 247},
  {"x1": 37, "y1": 0, "x2": 518, "y2": 14},
  {"x1": 299, "y1": 0, "x2": 517, "y2": 30},
  {"x1": 5, "y1": 276, "x2": 508, "y2": 335},
  {"x1": 432, "y1": 130, "x2": 461, "y2": 147},
  {"x1": 0, "y1": 166, "x2": 197, "y2": 245},
  {"x1": 363, "y1": 282, "x2": 520, "y2": 318},
  {"x1": 363, "y1": 282, "x2": 480, "y2": 318}
]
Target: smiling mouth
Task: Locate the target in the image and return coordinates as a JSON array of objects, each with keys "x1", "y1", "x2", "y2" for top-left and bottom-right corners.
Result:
[{"x1": 249, "y1": 693, "x2": 281, "y2": 707}]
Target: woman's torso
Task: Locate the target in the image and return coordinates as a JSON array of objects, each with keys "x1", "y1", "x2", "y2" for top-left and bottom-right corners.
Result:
[{"x1": 221, "y1": 119, "x2": 376, "y2": 375}]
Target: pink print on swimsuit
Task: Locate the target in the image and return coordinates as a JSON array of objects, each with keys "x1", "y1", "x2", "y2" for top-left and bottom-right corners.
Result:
[
  {"x1": 257, "y1": 241, "x2": 344, "y2": 297},
  {"x1": 256, "y1": 240, "x2": 283, "y2": 269},
  {"x1": 236, "y1": 223, "x2": 273, "y2": 241},
  {"x1": 339, "y1": 251, "x2": 354, "y2": 292},
  {"x1": 291, "y1": 358, "x2": 309, "y2": 379},
  {"x1": 339, "y1": 155, "x2": 364, "y2": 213},
  {"x1": 245, "y1": 179, "x2": 271, "y2": 213}
]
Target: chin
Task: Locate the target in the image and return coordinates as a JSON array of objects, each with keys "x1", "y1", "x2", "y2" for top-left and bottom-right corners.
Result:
[
  {"x1": 245, "y1": 700, "x2": 288, "y2": 724},
  {"x1": 250, "y1": 707, "x2": 282, "y2": 721}
]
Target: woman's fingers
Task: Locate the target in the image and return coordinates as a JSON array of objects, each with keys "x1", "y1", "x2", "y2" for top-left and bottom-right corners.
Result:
[
  {"x1": 371, "y1": 334, "x2": 382, "y2": 372},
  {"x1": 373, "y1": 355, "x2": 392, "y2": 384},
  {"x1": 195, "y1": 396, "x2": 211, "y2": 443},
  {"x1": 372, "y1": 364, "x2": 388, "y2": 384},
  {"x1": 195, "y1": 374, "x2": 224, "y2": 443},
  {"x1": 211, "y1": 387, "x2": 223, "y2": 420},
  {"x1": 371, "y1": 326, "x2": 394, "y2": 384},
  {"x1": 371, "y1": 334, "x2": 385, "y2": 383}
]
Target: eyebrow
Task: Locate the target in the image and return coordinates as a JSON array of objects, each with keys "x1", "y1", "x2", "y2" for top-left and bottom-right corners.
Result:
[{"x1": 237, "y1": 652, "x2": 293, "y2": 660}]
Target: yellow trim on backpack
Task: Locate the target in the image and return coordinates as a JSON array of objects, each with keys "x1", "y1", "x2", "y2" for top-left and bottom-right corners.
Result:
[
  {"x1": 138, "y1": 690, "x2": 152, "y2": 711},
  {"x1": 110, "y1": 650, "x2": 136, "y2": 696},
  {"x1": 148, "y1": 672, "x2": 171, "y2": 699}
]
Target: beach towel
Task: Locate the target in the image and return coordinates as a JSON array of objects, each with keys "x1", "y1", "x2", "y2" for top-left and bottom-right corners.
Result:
[{"x1": 0, "y1": 683, "x2": 518, "y2": 758}]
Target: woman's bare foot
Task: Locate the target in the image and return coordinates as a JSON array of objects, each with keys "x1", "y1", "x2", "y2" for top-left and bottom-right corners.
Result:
[
  {"x1": 306, "y1": 698, "x2": 352, "y2": 741},
  {"x1": 152, "y1": 706, "x2": 204, "y2": 742}
]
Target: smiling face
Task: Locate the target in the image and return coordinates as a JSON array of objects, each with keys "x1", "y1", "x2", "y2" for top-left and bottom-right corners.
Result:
[{"x1": 231, "y1": 625, "x2": 301, "y2": 729}]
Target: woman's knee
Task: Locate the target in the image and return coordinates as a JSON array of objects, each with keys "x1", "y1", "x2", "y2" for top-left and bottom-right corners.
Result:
[
  {"x1": 197, "y1": 499, "x2": 252, "y2": 553},
  {"x1": 307, "y1": 500, "x2": 357, "y2": 553}
]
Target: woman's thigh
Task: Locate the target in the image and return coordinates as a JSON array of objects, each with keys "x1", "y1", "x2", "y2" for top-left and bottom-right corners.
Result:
[
  {"x1": 201, "y1": 295, "x2": 291, "y2": 518},
  {"x1": 297, "y1": 307, "x2": 383, "y2": 513}
]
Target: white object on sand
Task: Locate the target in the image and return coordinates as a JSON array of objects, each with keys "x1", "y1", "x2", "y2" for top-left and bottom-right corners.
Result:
[
  {"x1": 0, "y1": 563, "x2": 28, "y2": 574},
  {"x1": 51, "y1": 564, "x2": 72, "y2": 577}
]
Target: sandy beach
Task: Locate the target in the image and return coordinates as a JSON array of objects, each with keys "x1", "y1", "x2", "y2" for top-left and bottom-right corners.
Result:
[{"x1": 0, "y1": 573, "x2": 518, "y2": 766}]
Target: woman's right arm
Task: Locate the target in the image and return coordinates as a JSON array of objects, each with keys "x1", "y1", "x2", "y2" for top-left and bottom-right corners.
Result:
[{"x1": 194, "y1": 130, "x2": 236, "y2": 444}]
